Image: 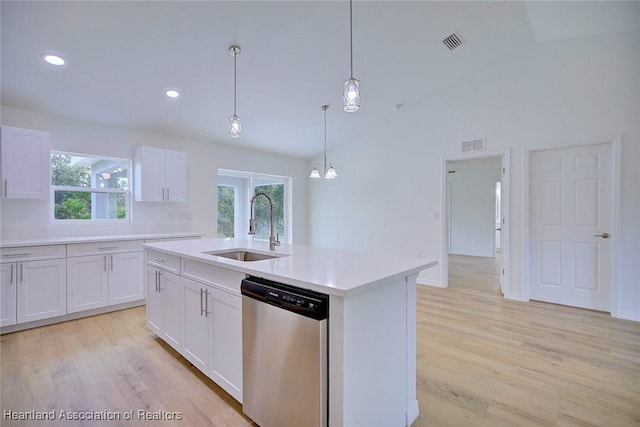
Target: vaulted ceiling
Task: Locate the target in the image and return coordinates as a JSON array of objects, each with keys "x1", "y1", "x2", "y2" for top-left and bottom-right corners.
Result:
[{"x1": 2, "y1": 1, "x2": 637, "y2": 159}]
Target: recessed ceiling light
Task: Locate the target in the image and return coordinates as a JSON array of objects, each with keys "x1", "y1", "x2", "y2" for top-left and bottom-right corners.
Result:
[
  {"x1": 165, "y1": 90, "x2": 180, "y2": 98},
  {"x1": 42, "y1": 54, "x2": 65, "y2": 66}
]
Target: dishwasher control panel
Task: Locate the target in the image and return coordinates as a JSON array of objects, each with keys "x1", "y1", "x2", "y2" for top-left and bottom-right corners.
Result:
[{"x1": 241, "y1": 276, "x2": 328, "y2": 320}]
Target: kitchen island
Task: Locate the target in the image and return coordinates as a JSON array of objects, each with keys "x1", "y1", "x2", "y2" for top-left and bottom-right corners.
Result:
[{"x1": 142, "y1": 238, "x2": 436, "y2": 427}]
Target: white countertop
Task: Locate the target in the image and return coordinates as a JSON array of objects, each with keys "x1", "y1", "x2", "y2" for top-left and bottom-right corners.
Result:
[
  {"x1": 0, "y1": 232, "x2": 203, "y2": 248},
  {"x1": 142, "y1": 238, "x2": 436, "y2": 297}
]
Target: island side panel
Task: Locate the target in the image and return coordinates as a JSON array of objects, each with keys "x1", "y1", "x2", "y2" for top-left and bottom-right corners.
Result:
[
  {"x1": 330, "y1": 277, "x2": 410, "y2": 427},
  {"x1": 329, "y1": 295, "x2": 345, "y2": 427},
  {"x1": 406, "y1": 273, "x2": 420, "y2": 426}
]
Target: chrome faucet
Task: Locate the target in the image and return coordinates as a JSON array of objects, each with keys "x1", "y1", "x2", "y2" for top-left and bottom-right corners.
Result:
[{"x1": 249, "y1": 192, "x2": 281, "y2": 251}]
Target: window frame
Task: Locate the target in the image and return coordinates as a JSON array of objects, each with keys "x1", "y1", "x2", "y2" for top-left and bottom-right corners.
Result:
[
  {"x1": 50, "y1": 151, "x2": 132, "y2": 224},
  {"x1": 217, "y1": 169, "x2": 292, "y2": 243}
]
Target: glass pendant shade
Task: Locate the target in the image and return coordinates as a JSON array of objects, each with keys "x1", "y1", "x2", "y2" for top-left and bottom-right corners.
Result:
[
  {"x1": 325, "y1": 165, "x2": 337, "y2": 179},
  {"x1": 309, "y1": 167, "x2": 321, "y2": 179},
  {"x1": 229, "y1": 114, "x2": 241, "y2": 138},
  {"x1": 343, "y1": 78, "x2": 360, "y2": 112}
]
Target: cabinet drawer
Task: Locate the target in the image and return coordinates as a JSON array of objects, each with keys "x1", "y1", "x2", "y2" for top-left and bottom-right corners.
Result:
[
  {"x1": 67, "y1": 240, "x2": 142, "y2": 257},
  {"x1": 146, "y1": 250, "x2": 180, "y2": 274},
  {"x1": 1, "y1": 245, "x2": 66, "y2": 263},
  {"x1": 182, "y1": 259, "x2": 245, "y2": 294}
]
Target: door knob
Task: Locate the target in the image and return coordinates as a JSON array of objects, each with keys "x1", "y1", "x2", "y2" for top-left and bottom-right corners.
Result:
[{"x1": 593, "y1": 232, "x2": 609, "y2": 239}]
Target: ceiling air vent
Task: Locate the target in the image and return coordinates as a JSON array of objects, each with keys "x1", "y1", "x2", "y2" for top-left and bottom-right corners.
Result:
[
  {"x1": 461, "y1": 138, "x2": 485, "y2": 153},
  {"x1": 443, "y1": 32, "x2": 465, "y2": 51}
]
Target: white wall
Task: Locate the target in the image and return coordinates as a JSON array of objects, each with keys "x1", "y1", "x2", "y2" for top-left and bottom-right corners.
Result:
[
  {"x1": 308, "y1": 31, "x2": 640, "y2": 320},
  {"x1": 449, "y1": 167, "x2": 500, "y2": 257},
  {"x1": 0, "y1": 105, "x2": 309, "y2": 244}
]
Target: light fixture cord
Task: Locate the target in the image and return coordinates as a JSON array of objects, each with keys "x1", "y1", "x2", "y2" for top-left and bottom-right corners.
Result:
[
  {"x1": 233, "y1": 52, "x2": 237, "y2": 116},
  {"x1": 323, "y1": 107, "x2": 328, "y2": 171},
  {"x1": 349, "y1": 0, "x2": 354, "y2": 79}
]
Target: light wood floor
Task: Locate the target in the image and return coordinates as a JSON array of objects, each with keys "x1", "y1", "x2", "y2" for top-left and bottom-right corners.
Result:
[{"x1": 2, "y1": 256, "x2": 639, "y2": 426}]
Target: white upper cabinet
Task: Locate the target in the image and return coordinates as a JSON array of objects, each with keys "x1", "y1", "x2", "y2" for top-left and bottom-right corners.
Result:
[
  {"x1": 134, "y1": 146, "x2": 186, "y2": 202},
  {"x1": 0, "y1": 126, "x2": 50, "y2": 200}
]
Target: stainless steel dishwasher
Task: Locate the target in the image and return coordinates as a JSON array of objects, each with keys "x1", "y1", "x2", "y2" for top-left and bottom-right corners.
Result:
[{"x1": 241, "y1": 276, "x2": 329, "y2": 427}]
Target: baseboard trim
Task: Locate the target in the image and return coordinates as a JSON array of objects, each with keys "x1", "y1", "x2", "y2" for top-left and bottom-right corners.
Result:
[
  {"x1": 615, "y1": 310, "x2": 640, "y2": 322},
  {"x1": 1, "y1": 300, "x2": 145, "y2": 334},
  {"x1": 417, "y1": 280, "x2": 445, "y2": 288}
]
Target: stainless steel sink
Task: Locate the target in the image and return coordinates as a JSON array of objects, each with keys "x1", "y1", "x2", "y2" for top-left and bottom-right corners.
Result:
[{"x1": 203, "y1": 249, "x2": 289, "y2": 262}]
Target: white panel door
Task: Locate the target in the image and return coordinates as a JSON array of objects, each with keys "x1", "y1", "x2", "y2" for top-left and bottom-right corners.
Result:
[
  {"x1": 160, "y1": 271, "x2": 182, "y2": 352},
  {"x1": 135, "y1": 146, "x2": 165, "y2": 202},
  {"x1": 0, "y1": 126, "x2": 50, "y2": 199},
  {"x1": 17, "y1": 259, "x2": 67, "y2": 323},
  {"x1": 181, "y1": 277, "x2": 208, "y2": 372},
  {"x1": 164, "y1": 149, "x2": 187, "y2": 202},
  {"x1": 530, "y1": 143, "x2": 612, "y2": 311},
  {"x1": 1, "y1": 263, "x2": 17, "y2": 326},
  {"x1": 109, "y1": 252, "x2": 143, "y2": 304},
  {"x1": 209, "y1": 287, "x2": 242, "y2": 402},
  {"x1": 67, "y1": 255, "x2": 109, "y2": 313},
  {"x1": 145, "y1": 266, "x2": 162, "y2": 335}
]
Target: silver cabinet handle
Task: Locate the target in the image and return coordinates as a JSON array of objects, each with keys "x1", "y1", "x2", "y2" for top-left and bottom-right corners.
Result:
[
  {"x1": 162, "y1": 187, "x2": 166, "y2": 201},
  {"x1": 104, "y1": 256, "x2": 107, "y2": 272},
  {"x1": 3, "y1": 253, "x2": 31, "y2": 258},
  {"x1": 155, "y1": 270, "x2": 160, "y2": 292},
  {"x1": 157, "y1": 271, "x2": 162, "y2": 291},
  {"x1": 110, "y1": 255, "x2": 114, "y2": 271},
  {"x1": 20, "y1": 263, "x2": 23, "y2": 283},
  {"x1": 594, "y1": 233, "x2": 610, "y2": 239},
  {"x1": 205, "y1": 289, "x2": 210, "y2": 318},
  {"x1": 10, "y1": 264, "x2": 14, "y2": 284},
  {"x1": 166, "y1": 188, "x2": 170, "y2": 202},
  {"x1": 99, "y1": 246, "x2": 118, "y2": 251},
  {"x1": 152, "y1": 257, "x2": 165, "y2": 263},
  {"x1": 200, "y1": 288, "x2": 204, "y2": 317},
  {"x1": 3, "y1": 179, "x2": 7, "y2": 197}
]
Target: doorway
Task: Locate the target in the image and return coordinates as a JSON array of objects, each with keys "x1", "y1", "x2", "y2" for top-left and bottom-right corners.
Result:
[{"x1": 441, "y1": 151, "x2": 509, "y2": 295}]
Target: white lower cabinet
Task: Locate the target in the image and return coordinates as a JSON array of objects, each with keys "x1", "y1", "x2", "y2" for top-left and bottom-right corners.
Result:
[
  {"x1": 0, "y1": 263, "x2": 17, "y2": 326},
  {"x1": 181, "y1": 277, "x2": 209, "y2": 371},
  {"x1": 1, "y1": 245, "x2": 67, "y2": 326},
  {"x1": 180, "y1": 277, "x2": 243, "y2": 402},
  {"x1": 146, "y1": 253, "x2": 243, "y2": 403},
  {"x1": 67, "y1": 249, "x2": 143, "y2": 313},
  {"x1": 108, "y1": 252, "x2": 144, "y2": 305},
  {"x1": 146, "y1": 265, "x2": 182, "y2": 352},
  {"x1": 208, "y1": 286, "x2": 242, "y2": 402},
  {"x1": 67, "y1": 255, "x2": 109, "y2": 312},
  {"x1": 16, "y1": 259, "x2": 66, "y2": 323}
]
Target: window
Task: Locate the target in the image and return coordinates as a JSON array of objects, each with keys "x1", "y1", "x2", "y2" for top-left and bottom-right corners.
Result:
[
  {"x1": 217, "y1": 185, "x2": 235, "y2": 237},
  {"x1": 51, "y1": 152, "x2": 130, "y2": 221},
  {"x1": 217, "y1": 170, "x2": 292, "y2": 243}
]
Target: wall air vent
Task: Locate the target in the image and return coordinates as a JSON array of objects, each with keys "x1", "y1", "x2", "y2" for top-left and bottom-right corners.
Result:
[
  {"x1": 443, "y1": 32, "x2": 465, "y2": 50},
  {"x1": 461, "y1": 138, "x2": 485, "y2": 153}
]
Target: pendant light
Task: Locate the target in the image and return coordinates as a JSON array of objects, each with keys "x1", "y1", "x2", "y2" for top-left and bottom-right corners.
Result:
[
  {"x1": 310, "y1": 105, "x2": 337, "y2": 180},
  {"x1": 343, "y1": 0, "x2": 360, "y2": 112},
  {"x1": 229, "y1": 45, "x2": 242, "y2": 138}
]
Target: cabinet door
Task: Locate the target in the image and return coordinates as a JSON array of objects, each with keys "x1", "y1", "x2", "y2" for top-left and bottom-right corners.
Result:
[
  {"x1": 109, "y1": 251, "x2": 143, "y2": 305},
  {"x1": 145, "y1": 266, "x2": 162, "y2": 335},
  {"x1": 209, "y1": 288, "x2": 243, "y2": 402},
  {"x1": 134, "y1": 146, "x2": 165, "y2": 202},
  {"x1": 0, "y1": 263, "x2": 17, "y2": 326},
  {"x1": 160, "y1": 271, "x2": 182, "y2": 352},
  {"x1": 0, "y1": 126, "x2": 50, "y2": 200},
  {"x1": 164, "y1": 149, "x2": 187, "y2": 202},
  {"x1": 181, "y1": 277, "x2": 209, "y2": 372},
  {"x1": 67, "y1": 255, "x2": 109, "y2": 313},
  {"x1": 17, "y1": 259, "x2": 66, "y2": 323}
]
